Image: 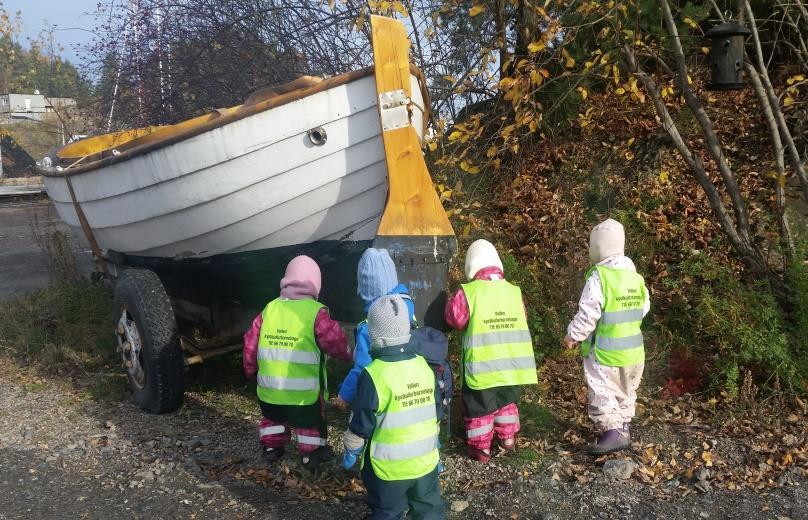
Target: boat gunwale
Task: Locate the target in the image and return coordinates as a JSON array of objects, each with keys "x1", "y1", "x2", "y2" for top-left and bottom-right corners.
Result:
[{"x1": 38, "y1": 64, "x2": 430, "y2": 178}]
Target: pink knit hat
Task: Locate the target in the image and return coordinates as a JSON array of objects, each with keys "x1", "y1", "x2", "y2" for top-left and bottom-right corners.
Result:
[{"x1": 280, "y1": 255, "x2": 322, "y2": 300}]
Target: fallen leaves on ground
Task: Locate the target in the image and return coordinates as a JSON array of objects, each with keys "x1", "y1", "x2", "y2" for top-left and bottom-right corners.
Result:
[{"x1": 540, "y1": 357, "x2": 807, "y2": 497}]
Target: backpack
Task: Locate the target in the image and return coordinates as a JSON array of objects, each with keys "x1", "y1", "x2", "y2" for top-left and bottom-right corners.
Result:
[{"x1": 409, "y1": 327, "x2": 453, "y2": 420}]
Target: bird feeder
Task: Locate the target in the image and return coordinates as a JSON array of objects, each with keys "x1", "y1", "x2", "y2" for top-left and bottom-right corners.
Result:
[{"x1": 704, "y1": 22, "x2": 752, "y2": 91}]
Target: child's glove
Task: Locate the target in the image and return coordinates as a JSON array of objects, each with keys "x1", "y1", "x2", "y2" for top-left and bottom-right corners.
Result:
[
  {"x1": 342, "y1": 430, "x2": 365, "y2": 469},
  {"x1": 437, "y1": 439, "x2": 444, "y2": 473}
]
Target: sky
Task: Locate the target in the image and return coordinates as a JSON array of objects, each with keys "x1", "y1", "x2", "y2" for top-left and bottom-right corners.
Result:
[{"x1": 4, "y1": 0, "x2": 102, "y2": 66}]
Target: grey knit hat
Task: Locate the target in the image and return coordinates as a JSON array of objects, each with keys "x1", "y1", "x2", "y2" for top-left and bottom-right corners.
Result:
[{"x1": 367, "y1": 294, "x2": 412, "y2": 349}]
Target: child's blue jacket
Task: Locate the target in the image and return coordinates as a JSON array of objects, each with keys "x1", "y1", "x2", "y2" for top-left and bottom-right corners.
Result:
[{"x1": 337, "y1": 284, "x2": 415, "y2": 403}]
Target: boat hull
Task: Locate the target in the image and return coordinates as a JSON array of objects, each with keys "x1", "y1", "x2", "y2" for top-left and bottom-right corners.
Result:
[{"x1": 42, "y1": 73, "x2": 426, "y2": 259}]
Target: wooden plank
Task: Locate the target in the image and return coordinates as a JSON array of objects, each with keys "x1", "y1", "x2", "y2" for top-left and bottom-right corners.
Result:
[{"x1": 371, "y1": 15, "x2": 454, "y2": 237}]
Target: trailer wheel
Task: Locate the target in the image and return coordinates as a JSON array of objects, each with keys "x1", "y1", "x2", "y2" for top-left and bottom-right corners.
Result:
[{"x1": 113, "y1": 269, "x2": 185, "y2": 413}]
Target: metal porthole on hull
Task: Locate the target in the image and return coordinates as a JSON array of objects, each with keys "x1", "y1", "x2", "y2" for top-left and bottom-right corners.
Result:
[{"x1": 307, "y1": 127, "x2": 328, "y2": 146}]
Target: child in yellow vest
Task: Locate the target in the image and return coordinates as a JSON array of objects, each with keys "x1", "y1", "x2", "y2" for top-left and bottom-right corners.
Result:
[
  {"x1": 342, "y1": 295, "x2": 444, "y2": 519},
  {"x1": 564, "y1": 219, "x2": 650, "y2": 455},
  {"x1": 445, "y1": 239, "x2": 538, "y2": 463},
  {"x1": 243, "y1": 255, "x2": 352, "y2": 469}
]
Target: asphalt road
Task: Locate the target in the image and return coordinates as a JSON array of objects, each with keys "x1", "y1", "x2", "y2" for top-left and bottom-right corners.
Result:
[{"x1": 0, "y1": 198, "x2": 94, "y2": 300}]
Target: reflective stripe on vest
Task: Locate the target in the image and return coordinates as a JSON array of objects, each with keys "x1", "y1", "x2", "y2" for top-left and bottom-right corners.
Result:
[
  {"x1": 258, "y1": 348, "x2": 320, "y2": 364},
  {"x1": 461, "y1": 280, "x2": 538, "y2": 390},
  {"x1": 257, "y1": 375, "x2": 319, "y2": 391},
  {"x1": 363, "y1": 356, "x2": 439, "y2": 481},
  {"x1": 377, "y1": 404, "x2": 436, "y2": 429},
  {"x1": 371, "y1": 435, "x2": 437, "y2": 461},
  {"x1": 581, "y1": 266, "x2": 646, "y2": 367},
  {"x1": 464, "y1": 330, "x2": 533, "y2": 349},
  {"x1": 256, "y1": 298, "x2": 325, "y2": 405}
]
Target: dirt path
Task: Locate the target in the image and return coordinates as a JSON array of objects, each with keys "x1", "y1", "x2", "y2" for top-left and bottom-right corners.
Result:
[
  {"x1": 0, "y1": 359, "x2": 805, "y2": 520},
  {"x1": 0, "y1": 199, "x2": 94, "y2": 300}
]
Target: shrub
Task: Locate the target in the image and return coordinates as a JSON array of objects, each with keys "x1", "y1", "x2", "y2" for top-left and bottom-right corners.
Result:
[
  {"x1": 786, "y1": 240, "x2": 808, "y2": 380},
  {"x1": 680, "y1": 253, "x2": 801, "y2": 394},
  {"x1": 502, "y1": 253, "x2": 562, "y2": 361}
]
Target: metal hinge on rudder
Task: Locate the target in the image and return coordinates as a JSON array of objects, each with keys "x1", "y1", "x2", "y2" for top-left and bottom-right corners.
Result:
[{"x1": 378, "y1": 89, "x2": 410, "y2": 131}]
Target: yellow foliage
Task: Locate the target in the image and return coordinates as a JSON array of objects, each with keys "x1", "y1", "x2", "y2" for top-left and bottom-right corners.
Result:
[
  {"x1": 469, "y1": 3, "x2": 486, "y2": 16},
  {"x1": 391, "y1": 0, "x2": 408, "y2": 16},
  {"x1": 499, "y1": 76, "x2": 516, "y2": 90},
  {"x1": 562, "y1": 48, "x2": 576, "y2": 68},
  {"x1": 528, "y1": 40, "x2": 546, "y2": 54},
  {"x1": 683, "y1": 17, "x2": 698, "y2": 29},
  {"x1": 448, "y1": 130, "x2": 463, "y2": 141},
  {"x1": 460, "y1": 160, "x2": 480, "y2": 174}
]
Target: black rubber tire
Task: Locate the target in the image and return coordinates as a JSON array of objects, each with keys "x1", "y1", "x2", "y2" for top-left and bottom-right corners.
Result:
[{"x1": 113, "y1": 268, "x2": 185, "y2": 413}]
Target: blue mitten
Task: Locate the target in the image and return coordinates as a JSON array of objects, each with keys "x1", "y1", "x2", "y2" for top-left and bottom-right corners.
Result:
[
  {"x1": 437, "y1": 439, "x2": 444, "y2": 473},
  {"x1": 343, "y1": 447, "x2": 363, "y2": 469},
  {"x1": 342, "y1": 430, "x2": 365, "y2": 469}
]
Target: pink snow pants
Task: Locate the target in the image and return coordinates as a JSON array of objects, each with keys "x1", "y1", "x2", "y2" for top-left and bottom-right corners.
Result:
[
  {"x1": 257, "y1": 417, "x2": 325, "y2": 454},
  {"x1": 464, "y1": 402, "x2": 520, "y2": 451}
]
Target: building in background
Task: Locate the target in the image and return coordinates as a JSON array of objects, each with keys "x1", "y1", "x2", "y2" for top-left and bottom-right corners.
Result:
[
  {"x1": 0, "y1": 91, "x2": 76, "y2": 122},
  {"x1": 0, "y1": 92, "x2": 79, "y2": 177}
]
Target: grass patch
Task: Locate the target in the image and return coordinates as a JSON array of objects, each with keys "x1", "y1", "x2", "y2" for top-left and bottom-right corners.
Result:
[
  {"x1": 86, "y1": 375, "x2": 129, "y2": 402},
  {"x1": 24, "y1": 382, "x2": 46, "y2": 393},
  {"x1": 518, "y1": 399, "x2": 563, "y2": 439},
  {"x1": 0, "y1": 279, "x2": 115, "y2": 372}
]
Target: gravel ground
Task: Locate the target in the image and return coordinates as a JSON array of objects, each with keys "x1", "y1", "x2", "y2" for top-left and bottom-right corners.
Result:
[{"x1": 0, "y1": 359, "x2": 805, "y2": 520}]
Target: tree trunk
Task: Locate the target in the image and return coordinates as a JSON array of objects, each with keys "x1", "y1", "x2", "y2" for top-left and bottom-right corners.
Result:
[{"x1": 744, "y1": 0, "x2": 808, "y2": 206}]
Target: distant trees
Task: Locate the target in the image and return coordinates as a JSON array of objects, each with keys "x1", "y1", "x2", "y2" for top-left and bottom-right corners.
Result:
[{"x1": 0, "y1": 6, "x2": 91, "y2": 102}]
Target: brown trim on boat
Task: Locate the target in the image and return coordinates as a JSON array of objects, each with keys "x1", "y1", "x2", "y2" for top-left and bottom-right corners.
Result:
[{"x1": 39, "y1": 64, "x2": 431, "y2": 178}]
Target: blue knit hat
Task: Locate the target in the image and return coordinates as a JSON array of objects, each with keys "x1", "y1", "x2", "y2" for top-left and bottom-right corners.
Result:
[{"x1": 357, "y1": 248, "x2": 399, "y2": 303}]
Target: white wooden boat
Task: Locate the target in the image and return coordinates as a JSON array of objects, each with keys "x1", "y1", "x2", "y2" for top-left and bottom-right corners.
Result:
[
  {"x1": 37, "y1": 16, "x2": 455, "y2": 413},
  {"x1": 41, "y1": 72, "x2": 426, "y2": 258}
]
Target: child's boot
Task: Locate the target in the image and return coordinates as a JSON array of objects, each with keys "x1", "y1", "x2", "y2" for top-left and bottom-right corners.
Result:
[
  {"x1": 467, "y1": 446, "x2": 491, "y2": 463},
  {"x1": 588, "y1": 426, "x2": 630, "y2": 455},
  {"x1": 262, "y1": 446, "x2": 286, "y2": 463},
  {"x1": 302, "y1": 445, "x2": 334, "y2": 470},
  {"x1": 500, "y1": 437, "x2": 516, "y2": 451}
]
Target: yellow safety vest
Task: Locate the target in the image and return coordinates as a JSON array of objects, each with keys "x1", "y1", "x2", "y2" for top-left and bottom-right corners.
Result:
[
  {"x1": 363, "y1": 355, "x2": 439, "y2": 481},
  {"x1": 581, "y1": 266, "x2": 646, "y2": 367},
  {"x1": 461, "y1": 280, "x2": 538, "y2": 390},
  {"x1": 256, "y1": 298, "x2": 325, "y2": 405}
]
